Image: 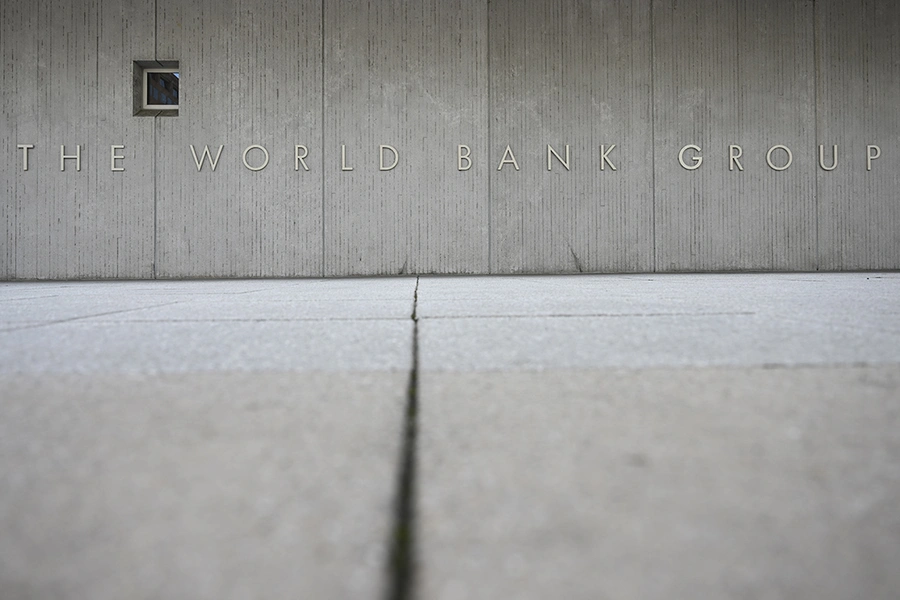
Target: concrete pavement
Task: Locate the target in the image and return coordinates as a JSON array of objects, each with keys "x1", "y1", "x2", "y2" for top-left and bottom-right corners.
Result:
[
  {"x1": 1, "y1": 274, "x2": 899, "y2": 599},
  {"x1": 1, "y1": 279, "x2": 415, "y2": 599}
]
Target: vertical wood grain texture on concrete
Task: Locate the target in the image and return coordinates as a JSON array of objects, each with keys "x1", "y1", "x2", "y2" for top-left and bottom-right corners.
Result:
[
  {"x1": 323, "y1": 0, "x2": 488, "y2": 276},
  {"x1": 1, "y1": 0, "x2": 155, "y2": 279},
  {"x1": 652, "y1": 0, "x2": 817, "y2": 272},
  {"x1": 816, "y1": 0, "x2": 900, "y2": 270},
  {"x1": 489, "y1": 0, "x2": 654, "y2": 274},
  {"x1": 155, "y1": 0, "x2": 323, "y2": 277},
  {"x1": 3, "y1": 0, "x2": 900, "y2": 278}
]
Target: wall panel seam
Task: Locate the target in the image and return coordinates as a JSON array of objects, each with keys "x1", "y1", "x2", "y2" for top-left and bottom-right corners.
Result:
[
  {"x1": 813, "y1": 0, "x2": 820, "y2": 270},
  {"x1": 321, "y1": 0, "x2": 326, "y2": 277},
  {"x1": 650, "y1": 0, "x2": 657, "y2": 272},
  {"x1": 487, "y1": 0, "x2": 492, "y2": 274},
  {"x1": 153, "y1": 0, "x2": 158, "y2": 278},
  {"x1": 153, "y1": 114, "x2": 157, "y2": 278}
]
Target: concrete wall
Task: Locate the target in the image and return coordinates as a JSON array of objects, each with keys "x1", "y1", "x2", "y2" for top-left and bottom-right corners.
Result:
[
  {"x1": 2, "y1": 0, "x2": 898, "y2": 279},
  {"x1": 155, "y1": 0, "x2": 323, "y2": 277},
  {"x1": 653, "y1": 0, "x2": 817, "y2": 271},
  {"x1": 490, "y1": 0, "x2": 654, "y2": 274},
  {"x1": 2, "y1": 0, "x2": 156, "y2": 279},
  {"x1": 816, "y1": 0, "x2": 900, "y2": 270},
  {"x1": 323, "y1": 0, "x2": 488, "y2": 276}
]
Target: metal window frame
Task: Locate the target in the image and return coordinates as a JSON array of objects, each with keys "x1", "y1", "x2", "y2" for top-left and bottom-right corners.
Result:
[{"x1": 142, "y1": 67, "x2": 180, "y2": 111}]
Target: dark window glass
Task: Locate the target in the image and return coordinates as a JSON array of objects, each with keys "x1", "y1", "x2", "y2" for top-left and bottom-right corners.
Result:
[{"x1": 147, "y1": 71, "x2": 179, "y2": 107}]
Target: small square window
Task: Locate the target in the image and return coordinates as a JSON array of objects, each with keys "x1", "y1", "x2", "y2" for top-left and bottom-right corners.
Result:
[
  {"x1": 133, "y1": 60, "x2": 179, "y2": 117},
  {"x1": 144, "y1": 68, "x2": 179, "y2": 110}
]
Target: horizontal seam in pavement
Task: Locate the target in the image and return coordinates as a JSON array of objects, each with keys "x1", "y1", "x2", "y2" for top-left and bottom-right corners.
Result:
[
  {"x1": 417, "y1": 311, "x2": 757, "y2": 320},
  {"x1": 0, "y1": 302, "x2": 186, "y2": 333},
  {"x1": 0, "y1": 295, "x2": 63, "y2": 301},
  {"x1": 773, "y1": 315, "x2": 900, "y2": 333},
  {"x1": 418, "y1": 361, "x2": 900, "y2": 375},
  {"x1": 385, "y1": 276, "x2": 420, "y2": 600},
  {"x1": 36, "y1": 317, "x2": 412, "y2": 324}
]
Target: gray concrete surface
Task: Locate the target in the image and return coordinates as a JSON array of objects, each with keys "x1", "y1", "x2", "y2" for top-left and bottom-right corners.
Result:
[
  {"x1": 415, "y1": 273, "x2": 900, "y2": 600},
  {"x1": 416, "y1": 273, "x2": 900, "y2": 370},
  {"x1": 0, "y1": 279, "x2": 416, "y2": 374},
  {"x1": 0, "y1": 278, "x2": 416, "y2": 599},
  {"x1": 4, "y1": 0, "x2": 900, "y2": 279},
  {"x1": 419, "y1": 366, "x2": 900, "y2": 600},
  {"x1": 2, "y1": 372, "x2": 408, "y2": 600},
  {"x1": 653, "y1": 0, "x2": 818, "y2": 272},
  {"x1": 489, "y1": 0, "x2": 654, "y2": 274},
  {"x1": 155, "y1": 0, "x2": 324, "y2": 278},
  {"x1": 1, "y1": 273, "x2": 899, "y2": 599},
  {"x1": 1, "y1": 0, "x2": 156, "y2": 279},
  {"x1": 324, "y1": 0, "x2": 488, "y2": 276},
  {"x1": 817, "y1": 0, "x2": 900, "y2": 270}
]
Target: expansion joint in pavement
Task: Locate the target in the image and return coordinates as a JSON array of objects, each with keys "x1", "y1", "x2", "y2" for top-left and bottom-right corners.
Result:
[{"x1": 385, "y1": 276, "x2": 420, "y2": 600}]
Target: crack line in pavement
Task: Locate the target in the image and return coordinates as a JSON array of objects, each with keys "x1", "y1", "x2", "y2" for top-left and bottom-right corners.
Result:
[
  {"x1": 0, "y1": 294, "x2": 63, "y2": 301},
  {"x1": 420, "y1": 311, "x2": 756, "y2": 320},
  {"x1": 0, "y1": 301, "x2": 186, "y2": 333},
  {"x1": 385, "y1": 276, "x2": 420, "y2": 600},
  {"x1": 68, "y1": 317, "x2": 411, "y2": 324}
]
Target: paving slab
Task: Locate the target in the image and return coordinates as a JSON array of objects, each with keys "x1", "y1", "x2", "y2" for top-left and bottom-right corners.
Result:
[
  {"x1": 418, "y1": 312, "x2": 900, "y2": 371},
  {"x1": 0, "y1": 372, "x2": 407, "y2": 600},
  {"x1": 416, "y1": 273, "x2": 900, "y2": 600},
  {"x1": 0, "y1": 278, "x2": 417, "y2": 599},
  {"x1": 0, "y1": 278, "x2": 416, "y2": 374},
  {"x1": 417, "y1": 273, "x2": 900, "y2": 371},
  {"x1": 0, "y1": 320, "x2": 413, "y2": 375},
  {"x1": 419, "y1": 366, "x2": 900, "y2": 600},
  {"x1": 417, "y1": 273, "x2": 900, "y2": 326},
  {"x1": 0, "y1": 278, "x2": 417, "y2": 327},
  {"x1": 4, "y1": 273, "x2": 900, "y2": 600}
]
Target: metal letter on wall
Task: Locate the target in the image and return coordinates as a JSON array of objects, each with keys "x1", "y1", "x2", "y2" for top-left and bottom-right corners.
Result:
[
  {"x1": 497, "y1": 145, "x2": 520, "y2": 171},
  {"x1": 111, "y1": 145, "x2": 126, "y2": 172},
  {"x1": 242, "y1": 145, "x2": 270, "y2": 172},
  {"x1": 818, "y1": 145, "x2": 838, "y2": 171},
  {"x1": 379, "y1": 145, "x2": 399, "y2": 171},
  {"x1": 295, "y1": 145, "x2": 309, "y2": 171},
  {"x1": 867, "y1": 145, "x2": 882, "y2": 171},
  {"x1": 458, "y1": 145, "x2": 472, "y2": 171},
  {"x1": 547, "y1": 145, "x2": 571, "y2": 171},
  {"x1": 729, "y1": 145, "x2": 744, "y2": 172},
  {"x1": 60, "y1": 145, "x2": 82, "y2": 172},
  {"x1": 766, "y1": 145, "x2": 793, "y2": 171},
  {"x1": 17, "y1": 144, "x2": 34, "y2": 171},
  {"x1": 678, "y1": 145, "x2": 702, "y2": 170},
  {"x1": 190, "y1": 145, "x2": 224, "y2": 172}
]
